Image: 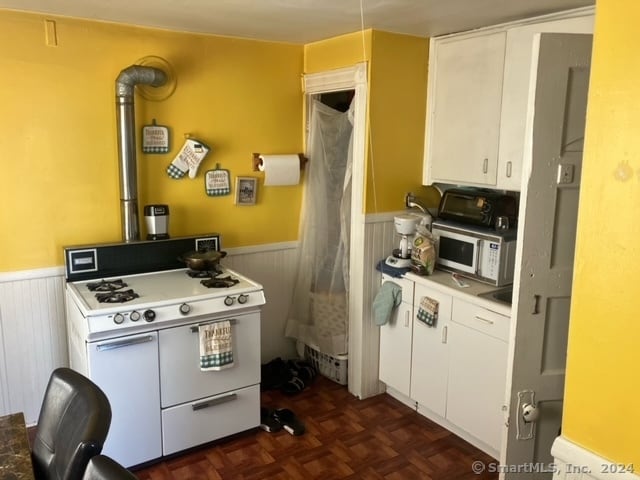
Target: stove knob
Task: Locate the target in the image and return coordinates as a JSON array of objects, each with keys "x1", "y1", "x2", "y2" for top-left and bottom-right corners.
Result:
[
  {"x1": 238, "y1": 294, "x2": 249, "y2": 304},
  {"x1": 113, "y1": 313, "x2": 124, "y2": 325},
  {"x1": 130, "y1": 311, "x2": 141, "y2": 322},
  {"x1": 179, "y1": 303, "x2": 191, "y2": 315},
  {"x1": 144, "y1": 310, "x2": 156, "y2": 322},
  {"x1": 224, "y1": 296, "x2": 235, "y2": 306}
]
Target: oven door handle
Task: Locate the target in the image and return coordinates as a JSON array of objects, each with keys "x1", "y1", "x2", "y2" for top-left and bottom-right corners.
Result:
[
  {"x1": 190, "y1": 318, "x2": 237, "y2": 333},
  {"x1": 192, "y1": 393, "x2": 238, "y2": 411},
  {"x1": 96, "y1": 335, "x2": 155, "y2": 351}
]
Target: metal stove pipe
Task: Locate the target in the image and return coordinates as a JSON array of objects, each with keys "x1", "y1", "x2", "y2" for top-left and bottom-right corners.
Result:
[{"x1": 115, "y1": 65, "x2": 167, "y2": 242}]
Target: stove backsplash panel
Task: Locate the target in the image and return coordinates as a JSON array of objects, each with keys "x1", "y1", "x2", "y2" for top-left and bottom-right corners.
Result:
[{"x1": 64, "y1": 234, "x2": 220, "y2": 282}]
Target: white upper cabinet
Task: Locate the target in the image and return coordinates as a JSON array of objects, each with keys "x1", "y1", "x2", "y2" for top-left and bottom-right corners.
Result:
[
  {"x1": 425, "y1": 31, "x2": 506, "y2": 187},
  {"x1": 423, "y1": 9, "x2": 594, "y2": 191}
]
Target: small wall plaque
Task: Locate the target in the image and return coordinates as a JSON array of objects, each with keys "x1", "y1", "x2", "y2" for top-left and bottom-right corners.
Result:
[
  {"x1": 205, "y1": 164, "x2": 231, "y2": 196},
  {"x1": 142, "y1": 119, "x2": 170, "y2": 153}
]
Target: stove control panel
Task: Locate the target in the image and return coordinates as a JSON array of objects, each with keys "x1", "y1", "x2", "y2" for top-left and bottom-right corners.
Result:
[{"x1": 87, "y1": 289, "x2": 266, "y2": 336}]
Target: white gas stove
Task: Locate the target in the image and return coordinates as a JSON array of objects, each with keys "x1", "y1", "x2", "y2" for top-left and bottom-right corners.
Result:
[
  {"x1": 67, "y1": 267, "x2": 265, "y2": 341},
  {"x1": 63, "y1": 235, "x2": 264, "y2": 468}
]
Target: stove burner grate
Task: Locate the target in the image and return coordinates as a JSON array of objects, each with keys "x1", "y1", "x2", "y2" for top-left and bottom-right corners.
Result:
[
  {"x1": 87, "y1": 279, "x2": 128, "y2": 292},
  {"x1": 95, "y1": 289, "x2": 140, "y2": 303},
  {"x1": 200, "y1": 276, "x2": 240, "y2": 289},
  {"x1": 187, "y1": 267, "x2": 223, "y2": 278}
]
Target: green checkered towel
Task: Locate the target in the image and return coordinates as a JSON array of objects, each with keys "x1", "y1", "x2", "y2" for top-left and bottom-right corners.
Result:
[
  {"x1": 416, "y1": 296, "x2": 438, "y2": 327},
  {"x1": 199, "y1": 320, "x2": 234, "y2": 371}
]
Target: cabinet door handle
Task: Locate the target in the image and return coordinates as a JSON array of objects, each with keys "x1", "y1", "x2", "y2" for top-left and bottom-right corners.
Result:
[
  {"x1": 482, "y1": 158, "x2": 489, "y2": 174},
  {"x1": 192, "y1": 393, "x2": 238, "y2": 411},
  {"x1": 404, "y1": 310, "x2": 410, "y2": 328},
  {"x1": 96, "y1": 335, "x2": 154, "y2": 351},
  {"x1": 190, "y1": 318, "x2": 237, "y2": 333},
  {"x1": 474, "y1": 315, "x2": 494, "y2": 325},
  {"x1": 441, "y1": 325, "x2": 448, "y2": 344},
  {"x1": 506, "y1": 161, "x2": 512, "y2": 178}
]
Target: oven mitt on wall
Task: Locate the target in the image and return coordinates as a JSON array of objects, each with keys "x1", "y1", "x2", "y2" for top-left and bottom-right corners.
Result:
[{"x1": 167, "y1": 138, "x2": 210, "y2": 179}]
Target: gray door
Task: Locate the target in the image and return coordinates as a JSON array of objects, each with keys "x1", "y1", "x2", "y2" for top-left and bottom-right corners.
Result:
[{"x1": 502, "y1": 33, "x2": 592, "y2": 480}]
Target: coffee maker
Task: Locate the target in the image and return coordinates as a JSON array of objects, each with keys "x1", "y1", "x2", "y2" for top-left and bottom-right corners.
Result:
[
  {"x1": 385, "y1": 213, "x2": 426, "y2": 268},
  {"x1": 144, "y1": 204, "x2": 170, "y2": 240}
]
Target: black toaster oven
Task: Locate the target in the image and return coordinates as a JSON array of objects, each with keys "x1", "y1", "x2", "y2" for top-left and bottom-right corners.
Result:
[{"x1": 437, "y1": 188, "x2": 518, "y2": 228}]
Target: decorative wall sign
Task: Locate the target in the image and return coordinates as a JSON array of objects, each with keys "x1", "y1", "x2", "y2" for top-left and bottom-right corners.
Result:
[
  {"x1": 235, "y1": 177, "x2": 257, "y2": 205},
  {"x1": 205, "y1": 164, "x2": 231, "y2": 196},
  {"x1": 142, "y1": 119, "x2": 170, "y2": 153}
]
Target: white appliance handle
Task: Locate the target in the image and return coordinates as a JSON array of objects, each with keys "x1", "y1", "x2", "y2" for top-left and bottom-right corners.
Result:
[{"x1": 96, "y1": 335, "x2": 155, "y2": 351}]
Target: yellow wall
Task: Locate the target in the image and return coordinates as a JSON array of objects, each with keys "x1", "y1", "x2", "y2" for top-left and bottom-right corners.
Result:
[
  {"x1": 304, "y1": 30, "x2": 431, "y2": 214},
  {"x1": 367, "y1": 31, "x2": 430, "y2": 213},
  {"x1": 304, "y1": 30, "x2": 371, "y2": 74},
  {"x1": 0, "y1": 11, "x2": 303, "y2": 271},
  {"x1": 563, "y1": 0, "x2": 640, "y2": 464}
]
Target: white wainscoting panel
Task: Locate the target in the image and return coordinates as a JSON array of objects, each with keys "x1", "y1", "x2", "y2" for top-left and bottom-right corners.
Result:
[
  {"x1": 0, "y1": 267, "x2": 67, "y2": 424},
  {"x1": 358, "y1": 212, "x2": 404, "y2": 398},
  {"x1": 552, "y1": 436, "x2": 639, "y2": 480},
  {"x1": 223, "y1": 242, "x2": 298, "y2": 363}
]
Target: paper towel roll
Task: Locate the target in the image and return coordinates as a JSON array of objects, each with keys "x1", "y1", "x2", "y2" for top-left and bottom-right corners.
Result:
[{"x1": 258, "y1": 154, "x2": 300, "y2": 186}]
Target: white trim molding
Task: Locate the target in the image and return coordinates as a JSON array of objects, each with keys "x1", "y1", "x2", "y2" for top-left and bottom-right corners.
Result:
[
  {"x1": 552, "y1": 436, "x2": 639, "y2": 480},
  {"x1": 0, "y1": 266, "x2": 65, "y2": 283},
  {"x1": 303, "y1": 62, "x2": 370, "y2": 398}
]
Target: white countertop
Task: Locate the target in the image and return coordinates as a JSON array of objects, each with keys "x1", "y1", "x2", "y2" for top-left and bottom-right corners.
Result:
[{"x1": 404, "y1": 269, "x2": 512, "y2": 317}]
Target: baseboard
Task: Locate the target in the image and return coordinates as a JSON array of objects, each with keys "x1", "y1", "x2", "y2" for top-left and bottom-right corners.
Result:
[
  {"x1": 384, "y1": 386, "x2": 499, "y2": 460},
  {"x1": 551, "y1": 436, "x2": 639, "y2": 479}
]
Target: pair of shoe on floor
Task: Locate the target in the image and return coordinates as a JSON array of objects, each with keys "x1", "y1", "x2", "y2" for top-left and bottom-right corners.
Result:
[
  {"x1": 261, "y1": 357, "x2": 317, "y2": 395},
  {"x1": 260, "y1": 407, "x2": 305, "y2": 435}
]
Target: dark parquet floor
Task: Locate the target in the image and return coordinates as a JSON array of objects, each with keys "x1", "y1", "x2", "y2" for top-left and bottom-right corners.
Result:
[{"x1": 133, "y1": 375, "x2": 498, "y2": 480}]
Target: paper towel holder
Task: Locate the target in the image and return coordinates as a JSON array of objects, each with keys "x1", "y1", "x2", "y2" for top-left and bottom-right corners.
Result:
[{"x1": 252, "y1": 153, "x2": 308, "y2": 172}]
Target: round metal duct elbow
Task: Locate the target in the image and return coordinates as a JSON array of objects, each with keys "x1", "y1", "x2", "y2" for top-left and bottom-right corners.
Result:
[{"x1": 115, "y1": 65, "x2": 167, "y2": 243}]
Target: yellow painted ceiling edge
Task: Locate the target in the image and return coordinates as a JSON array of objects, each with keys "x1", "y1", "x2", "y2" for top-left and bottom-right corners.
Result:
[{"x1": 562, "y1": 0, "x2": 640, "y2": 465}]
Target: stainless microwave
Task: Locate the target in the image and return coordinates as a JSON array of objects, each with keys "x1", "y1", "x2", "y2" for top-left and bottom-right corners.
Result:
[{"x1": 431, "y1": 220, "x2": 517, "y2": 286}]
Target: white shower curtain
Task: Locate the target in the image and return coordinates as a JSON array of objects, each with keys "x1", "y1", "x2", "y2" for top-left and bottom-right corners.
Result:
[{"x1": 285, "y1": 98, "x2": 354, "y2": 356}]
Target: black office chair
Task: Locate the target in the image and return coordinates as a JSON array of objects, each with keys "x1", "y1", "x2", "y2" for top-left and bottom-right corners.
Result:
[
  {"x1": 82, "y1": 456, "x2": 137, "y2": 480},
  {"x1": 31, "y1": 368, "x2": 112, "y2": 480}
]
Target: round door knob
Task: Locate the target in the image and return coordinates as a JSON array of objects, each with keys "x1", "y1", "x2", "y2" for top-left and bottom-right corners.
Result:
[
  {"x1": 179, "y1": 303, "x2": 191, "y2": 315},
  {"x1": 144, "y1": 309, "x2": 156, "y2": 322},
  {"x1": 238, "y1": 294, "x2": 248, "y2": 304},
  {"x1": 224, "y1": 296, "x2": 235, "y2": 306},
  {"x1": 130, "y1": 311, "x2": 141, "y2": 322},
  {"x1": 113, "y1": 313, "x2": 124, "y2": 324}
]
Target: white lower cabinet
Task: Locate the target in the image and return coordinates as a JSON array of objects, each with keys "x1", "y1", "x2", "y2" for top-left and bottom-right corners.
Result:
[
  {"x1": 410, "y1": 283, "x2": 452, "y2": 418},
  {"x1": 447, "y1": 298, "x2": 510, "y2": 453},
  {"x1": 379, "y1": 277, "x2": 414, "y2": 397},
  {"x1": 379, "y1": 278, "x2": 510, "y2": 458}
]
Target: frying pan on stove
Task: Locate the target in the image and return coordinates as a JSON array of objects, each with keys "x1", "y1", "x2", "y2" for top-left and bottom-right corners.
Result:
[{"x1": 178, "y1": 250, "x2": 227, "y2": 271}]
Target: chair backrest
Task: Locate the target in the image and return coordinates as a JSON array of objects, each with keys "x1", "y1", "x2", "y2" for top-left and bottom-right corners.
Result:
[
  {"x1": 32, "y1": 368, "x2": 112, "y2": 480},
  {"x1": 82, "y1": 455, "x2": 137, "y2": 480}
]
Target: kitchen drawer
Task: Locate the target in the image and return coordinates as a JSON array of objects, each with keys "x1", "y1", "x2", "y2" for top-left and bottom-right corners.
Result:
[
  {"x1": 451, "y1": 298, "x2": 510, "y2": 341},
  {"x1": 159, "y1": 311, "x2": 260, "y2": 408},
  {"x1": 161, "y1": 384, "x2": 260, "y2": 456}
]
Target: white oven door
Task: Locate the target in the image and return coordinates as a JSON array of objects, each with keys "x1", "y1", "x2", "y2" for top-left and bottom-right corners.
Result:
[
  {"x1": 88, "y1": 332, "x2": 162, "y2": 467},
  {"x1": 434, "y1": 229, "x2": 480, "y2": 275},
  {"x1": 158, "y1": 311, "x2": 261, "y2": 408}
]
